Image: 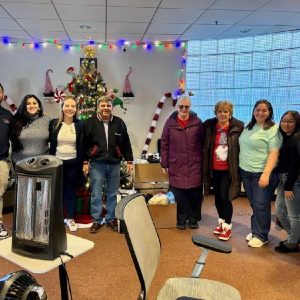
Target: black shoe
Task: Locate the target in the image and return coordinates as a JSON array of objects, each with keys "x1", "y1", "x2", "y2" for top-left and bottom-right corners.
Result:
[
  {"x1": 275, "y1": 243, "x2": 299, "y2": 253},
  {"x1": 106, "y1": 219, "x2": 118, "y2": 232},
  {"x1": 188, "y1": 222, "x2": 199, "y2": 229},
  {"x1": 90, "y1": 222, "x2": 102, "y2": 234},
  {"x1": 176, "y1": 223, "x2": 187, "y2": 230}
]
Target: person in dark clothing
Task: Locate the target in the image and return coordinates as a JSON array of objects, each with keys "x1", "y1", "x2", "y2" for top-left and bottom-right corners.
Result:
[
  {"x1": 49, "y1": 96, "x2": 84, "y2": 232},
  {"x1": 203, "y1": 101, "x2": 244, "y2": 241},
  {"x1": 0, "y1": 83, "x2": 12, "y2": 239},
  {"x1": 160, "y1": 96, "x2": 205, "y2": 230},
  {"x1": 275, "y1": 110, "x2": 300, "y2": 253},
  {"x1": 83, "y1": 95, "x2": 133, "y2": 233}
]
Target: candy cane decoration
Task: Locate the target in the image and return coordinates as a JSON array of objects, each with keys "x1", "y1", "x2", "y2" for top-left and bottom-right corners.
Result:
[
  {"x1": 4, "y1": 95, "x2": 17, "y2": 114},
  {"x1": 142, "y1": 93, "x2": 172, "y2": 155},
  {"x1": 54, "y1": 88, "x2": 66, "y2": 103}
]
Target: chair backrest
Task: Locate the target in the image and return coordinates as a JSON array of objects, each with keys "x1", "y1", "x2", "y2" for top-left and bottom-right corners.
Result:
[{"x1": 115, "y1": 193, "x2": 161, "y2": 299}]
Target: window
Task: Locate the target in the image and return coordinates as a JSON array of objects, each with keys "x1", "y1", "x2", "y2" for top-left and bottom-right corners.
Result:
[{"x1": 187, "y1": 31, "x2": 300, "y2": 123}]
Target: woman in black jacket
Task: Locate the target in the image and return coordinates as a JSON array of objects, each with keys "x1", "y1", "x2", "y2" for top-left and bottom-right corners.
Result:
[
  {"x1": 49, "y1": 96, "x2": 84, "y2": 232},
  {"x1": 203, "y1": 101, "x2": 244, "y2": 241}
]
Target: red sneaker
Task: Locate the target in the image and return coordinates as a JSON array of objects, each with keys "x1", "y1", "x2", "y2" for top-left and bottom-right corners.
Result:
[
  {"x1": 219, "y1": 228, "x2": 232, "y2": 241},
  {"x1": 213, "y1": 224, "x2": 223, "y2": 235}
]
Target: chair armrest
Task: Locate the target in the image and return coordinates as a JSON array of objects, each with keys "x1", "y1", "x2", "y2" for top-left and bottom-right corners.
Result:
[{"x1": 192, "y1": 234, "x2": 232, "y2": 254}]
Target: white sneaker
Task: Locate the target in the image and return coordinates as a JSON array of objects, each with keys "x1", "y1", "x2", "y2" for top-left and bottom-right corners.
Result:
[
  {"x1": 248, "y1": 237, "x2": 269, "y2": 248},
  {"x1": 245, "y1": 233, "x2": 253, "y2": 241},
  {"x1": 0, "y1": 222, "x2": 9, "y2": 239},
  {"x1": 67, "y1": 219, "x2": 78, "y2": 232}
]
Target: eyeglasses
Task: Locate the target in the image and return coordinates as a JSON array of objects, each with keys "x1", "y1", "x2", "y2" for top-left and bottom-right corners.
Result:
[
  {"x1": 281, "y1": 120, "x2": 295, "y2": 124},
  {"x1": 178, "y1": 105, "x2": 190, "y2": 110}
]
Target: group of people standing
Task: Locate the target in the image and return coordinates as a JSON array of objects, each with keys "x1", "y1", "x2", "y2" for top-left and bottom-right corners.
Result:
[
  {"x1": 161, "y1": 96, "x2": 300, "y2": 253},
  {"x1": 0, "y1": 83, "x2": 133, "y2": 238},
  {"x1": 0, "y1": 81, "x2": 299, "y2": 253}
]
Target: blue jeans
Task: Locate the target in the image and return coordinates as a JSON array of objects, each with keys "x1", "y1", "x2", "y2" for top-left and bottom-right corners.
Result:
[
  {"x1": 275, "y1": 173, "x2": 291, "y2": 233},
  {"x1": 90, "y1": 160, "x2": 120, "y2": 223},
  {"x1": 285, "y1": 175, "x2": 300, "y2": 245},
  {"x1": 240, "y1": 169, "x2": 279, "y2": 242}
]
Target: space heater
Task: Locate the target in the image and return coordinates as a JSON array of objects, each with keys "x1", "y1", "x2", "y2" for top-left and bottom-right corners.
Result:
[{"x1": 12, "y1": 155, "x2": 67, "y2": 260}]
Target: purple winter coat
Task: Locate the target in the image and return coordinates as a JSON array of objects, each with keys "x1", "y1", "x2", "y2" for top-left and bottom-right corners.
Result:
[{"x1": 160, "y1": 111, "x2": 205, "y2": 189}]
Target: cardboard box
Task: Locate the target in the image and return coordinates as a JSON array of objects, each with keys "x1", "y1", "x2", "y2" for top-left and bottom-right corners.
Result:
[
  {"x1": 147, "y1": 203, "x2": 177, "y2": 229},
  {"x1": 134, "y1": 163, "x2": 169, "y2": 194}
]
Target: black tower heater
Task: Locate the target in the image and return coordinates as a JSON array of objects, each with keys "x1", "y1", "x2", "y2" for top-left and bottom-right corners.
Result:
[{"x1": 12, "y1": 155, "x2": 67, "y2": 260}]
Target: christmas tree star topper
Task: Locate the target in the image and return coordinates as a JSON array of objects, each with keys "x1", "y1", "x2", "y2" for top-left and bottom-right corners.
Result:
[{"x1": 84, "y1": 46, "x2": 96, "y2": 58}]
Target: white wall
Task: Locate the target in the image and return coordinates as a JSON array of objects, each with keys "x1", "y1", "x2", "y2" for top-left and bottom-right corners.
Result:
[{"x1": 0, "y1": 45, "x2": 183, "y2": 157}]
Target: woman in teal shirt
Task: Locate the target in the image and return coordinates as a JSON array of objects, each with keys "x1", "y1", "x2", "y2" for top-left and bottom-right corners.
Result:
[{"x1": 239, "y1": 99, "x2": 282, "y2": 248}]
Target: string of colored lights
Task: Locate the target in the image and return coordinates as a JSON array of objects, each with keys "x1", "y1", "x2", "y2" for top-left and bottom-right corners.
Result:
[{"x1": 0, "y1": 37, "x2": 186, "y2": 51}]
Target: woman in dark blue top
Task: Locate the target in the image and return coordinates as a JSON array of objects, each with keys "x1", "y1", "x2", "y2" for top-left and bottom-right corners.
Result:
[{"x1": 275, "y1": 110, "x2": 300, "y2": 253}]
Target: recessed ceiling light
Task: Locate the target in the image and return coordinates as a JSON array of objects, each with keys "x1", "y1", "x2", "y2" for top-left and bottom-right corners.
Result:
[{"x1": 80, "y1": 25, "x2": 91, "y2": 30}]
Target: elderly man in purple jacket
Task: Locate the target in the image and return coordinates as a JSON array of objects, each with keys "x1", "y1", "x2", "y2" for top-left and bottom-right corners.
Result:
[{"x1": 161, "y1": 96, "x2": 205, "y2": 230}]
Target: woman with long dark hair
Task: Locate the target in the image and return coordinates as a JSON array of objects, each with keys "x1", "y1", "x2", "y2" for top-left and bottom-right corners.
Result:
[
  {"x1": 49, "y1": 96, "x2": 84, "y2": 232},
  {"x1": 11, "y1": 94, "x2": 50, "y2": 163},
  {"x1": 275, "y1": 111, "x2": 300, "y2": 253},
  {"x1": 239, "y1": 99, "x2": 282, "y2": 247}
]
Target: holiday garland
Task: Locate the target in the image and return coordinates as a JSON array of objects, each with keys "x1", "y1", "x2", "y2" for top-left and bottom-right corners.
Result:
[{"x1": 141, "y1": 93, "x2": 172, "y2": 155}]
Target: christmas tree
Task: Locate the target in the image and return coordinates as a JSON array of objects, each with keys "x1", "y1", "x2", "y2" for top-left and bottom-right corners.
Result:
[{"x1": 67, "y1": 46, "x2": 107, "y2": 120}]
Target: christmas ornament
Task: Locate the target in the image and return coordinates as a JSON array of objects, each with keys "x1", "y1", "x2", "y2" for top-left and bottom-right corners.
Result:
[
  {"x1": 54, "y1": 88, "x2": 66, "y2": 103},
  {"x1": 43, "y1": 69, "x2": 55, "y2": 97}
]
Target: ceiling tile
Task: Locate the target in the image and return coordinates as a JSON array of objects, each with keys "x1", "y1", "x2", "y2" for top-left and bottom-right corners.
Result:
[
  {"x1": 147, "y1": 23, "x2": 189, "y2": 34},
  {"x1": 219, "y1": 25, "x2": 269, "y2": 38},
  {"x1": 259, "y1": 0, "x2": 300, "y2": 12},
  {"x1": 161, "y1": 0, "x2": 215, "y2": 9},
  {"x1": 107, "y1": 22, "x2": 148, "y2": 34},
  {"x1": 108, "y1": 0, "x2": 160, "y2": 7},
  {"x1": 196, "y1": 10, "x2": 252, "y2": 25},
  {"x1": 0, "y1": 6, "x2": 10, "y2": 18},
  {"x1": 63, "y1": 20, "x2": 105, "y2": 33},
  {"x1": 259, "y1": 25, "x2": 297, "y2": 35},
  {"x1": 53, "y1": 0, "x2": 105, "y2": 4},
  {"x1": 68, "y1": 31, "x2": 105, "y2": 42},
  {"x1": 56, "y1": 4, "x2": 105, "y2": 21},
  {"x1": 279, "y1": 13, "x2": 300, "y2": 26},
  {"x1": 108, "y1": 7, "x2": 156, "y2": 22},
  {"x1": 185, "y1": 24, "x2": 231, "y2": 35},
  {"x1": 238, "y1": 11, "x2": 295, "y2": 26},
  {"x1": 153, "y1": 8, "x2": 204, "y2": 24},
  {"x1": 0, "y1": 0, "x2": 51, "y2": 3},
  {"x1": 0, "y1": 29, "x2": 31, "y2": 39},
  {"x1": 17, "y1": 19, "x2": 64, "y2": 31},
  {"x1": 27, "y1": 30, "x2": 70, "y2": 41},
  {"x1": 142, "y1": 33, "x2": 181, "y2": 42},
  {"x1": 1, "y1": 3, "x2": 58, "y2": 19},
  {"x1": 106, "y1": 32, "x2": 143, "y2": 42},
  {"x1": 0, "y1": 18, "x2": 21, "y2": 30},
  {"x1": 210, "y1": 0, "x2": 269, "y2": 10}
]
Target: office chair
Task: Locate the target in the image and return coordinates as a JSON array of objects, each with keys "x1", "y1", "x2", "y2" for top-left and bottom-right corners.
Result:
[{"x1": 115, "y1": 193, "x2": 241, "y2": 300}]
